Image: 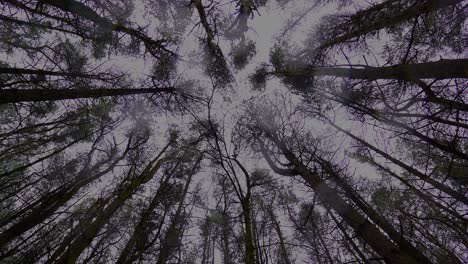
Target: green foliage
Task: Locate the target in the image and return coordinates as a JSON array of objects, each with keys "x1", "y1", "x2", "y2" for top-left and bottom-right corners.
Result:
[
  {"x1": 249, "y1": 64, "x2": 269, "y2": 91},
  {"x1": 152, "y1": 53, "x2": 177, "y2": 85},
  {"x1": 251, "y1": 168, "x2": 273, "y2": 186},
  {"x1": 202, "y1": 43, "x2": 233, "y2": 87},
  {"x1": 44, "y1": 154, "x2": 82, "y2": 186},
  {"x1": 29, "y1": 101, "x2": 58, "y2": 118},
  {"x1": 297, "y1": 203, "x2": 322, "y2": 229},
  {"x1": 403, "y1": 140, "x2": 468, "y2": 186},
  {"x1": 339, "y1": 83, "x2": 373, "y2": 106},
  {"x1": 55, "y1": 40, "x2": 88, "y2": 74},
  {"x1": 231, "y1": 40, "x2": 257, "y2": 70},
  {"x1": 371, "y1": 187, "x2": 402, "y2": 213},
  {"x1": 270, "y1": 44, "x2": 314, "y2": 91}
]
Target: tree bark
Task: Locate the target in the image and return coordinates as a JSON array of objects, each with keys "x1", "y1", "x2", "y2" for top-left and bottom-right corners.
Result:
[
  {"x1": 276, "y1": 59, "x2": 468, "y2": 112},
  {"x1": 322, "y1": 95, "x2": 468, "y2": 159},
  {"x1": 192, "y1": 0, "x2": 233, "y2": 84},
  {"x1": 221, "y1": 212, "x2": 231, "y2": 264},
  {"x1": 0, "y1": 14, "x2": 88, "y2": 39},
  {"x1": 43, "y1": 198, "x2": 111, "y2": 264},
  {"x1": 382, "y1": 112, "x2": 468, "y2": 130}
]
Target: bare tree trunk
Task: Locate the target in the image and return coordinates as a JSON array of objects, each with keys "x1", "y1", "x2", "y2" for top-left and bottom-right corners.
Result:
[
  {"x1": 241, "y1": 199, "x2": 256, "y2": 264},
  {"x1": 329, "y1": 210, "x2": 371, "y2": 264},
  {"x1": 268, "y1": 208, "x2": 292, "y2": 264},
  {"x1": 0, "y1": 88, "x2": 175, "y2": 104},
  {"x1": 40, "y1": 0, "x2": 112, "y2": 27},
  {"x1": 370, "y1": 157, "x2": 464, "y2": 217},
  {"x1": 276, "y1": 59, "x2": 468, "y2": 81},
  {"x1": 318, "y1": 0, "x2": 463, "y2": 50},
  {"x1": 201, "y1": 225, "x2": 210, "y2": 264},
  {"x1": 318, "y1": 59, "x2": 468, "y2": 81},
  {"x1": 318, "y1": 157, "x2": 433, "y2": 264},
  {"x1": 274, "y1": 59, "x2": 468, "y2": 112},
  {"x1": 115, "y1": 172, "x2": 172, "y2": 264},
  {"x1": 156, "y1": 170, "x2": 194, "y2": 264},
  {"x1": 326, "y1": 98, "x2": 468, "y2": 159},
  {"x1": 324, "y1": 118, "x2": 468, "y2": 205},
  {"x1": 51, "y1": 143, "x2": 171, "y2": 264},
  {"x1": 35, "y1": 0, "x2": 171, "y2": 56},
  {"x1": 0, "y1": 153, "x2": 123, "y2": 248},
  {"x1": 0, "y1": 67, "x2": 106, "y2": 79},
  {"x1": 221, "y1": 212, "x2": 231, "y2": 264},
  {"x1": 375, "y1": 112, "x2": 468, "y2": 130},
  {"x1": 192, "y1": 0, "x2": 232, "y2": 84},
  {"x1": 262, "y1": 132, "x2": 419, "y2": 264},
  {"x1": 43, "y1": 198, "x2": 111, "y2": 264}
]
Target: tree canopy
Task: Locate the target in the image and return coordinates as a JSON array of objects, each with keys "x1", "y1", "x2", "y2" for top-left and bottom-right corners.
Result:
[{"x1": 0, "y1": 0, "x2": 466, "y2": 263}]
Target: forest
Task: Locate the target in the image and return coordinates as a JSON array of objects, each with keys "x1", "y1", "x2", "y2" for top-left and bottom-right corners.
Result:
[{"x1": 0, "y1": 0, "x2": 466, "y2": 263}]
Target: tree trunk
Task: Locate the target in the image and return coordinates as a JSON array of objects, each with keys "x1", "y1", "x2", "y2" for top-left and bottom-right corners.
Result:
[
  {"x1": 0, "y1": 67, "x2": 104, "y2": 79},
  {"x1": 268, "y1": 208, "x2": 292, "y2": 264},
  {"x1": 277, "y1": 59, "x2": 468, "y2": 112},
  {"x1": 4, "y1": 0, "x2": 171, "y2": 56},
  {"x1": 156, "y1": 171, "x2": 194, "y2": 264},
  {"x1": 242, "y1": 200, "x2": 256, "y2": 264},
  {"x1": 263, "y1": 133, "x2": 419, "y2": 264},
  {"x1": 201, "y1": 221, "x2": 210, "y2": 264},
  {"x1": 52, "y1": 143, "x2": 171, "y2": 264},
  {"x1": 192, "y1": 0, "x2": 232, "y2": 85},
  {"x1": 0, "y1": 88, "x2": 175, "y2": 104},
  {"x1": 221, "y1": 212, "x2": 231, "y2": 264},
  {"x1": 319, "y1": 0, "x2": 463, "y2": 50},
  {"x1": 329, "y1": 211, "x2": 371, "y2": 264},
  {"x1": 324, "y1": 118, "x2": 468, "y2": 205},
  {"x1": 318, "y1": 157, "x2": 433, "y2": 264},
  {"x1": 279, "y1": 59, "x2": 468, "y2": 81},
  {"x1": 115, "y1": 173, "x2": 172, "y2": 264},
  {"x1": 43, "y1": 198, "x2": 111, "y2": 264},
  {"x1": 40, "y1": 0, "x2": 112, "y2": 27},
  {"x1": 382, "y1": 112, "x2": 468, "y2": 130},
  {"x1": 329, "y1": 98, "x2": 468, "y2": 159},
  {"x1": 365, "y1": 157, "x2": 465, "y2": 222},
  {"x1": 0, "y1": 147, "x2": 129, "y2": 248},
  {"x1": 0, "y1": 13, "x2": 92, "y2": 40},
  {"x1": 0, "y1": 135, "x2": 86, "y2": 179}
]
